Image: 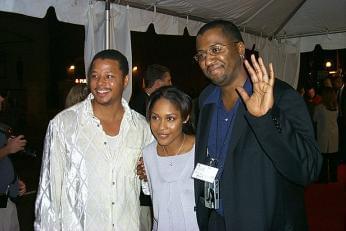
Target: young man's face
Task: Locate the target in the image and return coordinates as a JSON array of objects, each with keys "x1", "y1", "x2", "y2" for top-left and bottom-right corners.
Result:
[
  {"x1": 306, "y1": 88, "x2": 316, "y2": 99},
  {"x1": 195, "y1": 27, "x2": 244, "y2": 87},
  {"x1": 89, "y1": 58, "x2": 128, "y2": 106}
]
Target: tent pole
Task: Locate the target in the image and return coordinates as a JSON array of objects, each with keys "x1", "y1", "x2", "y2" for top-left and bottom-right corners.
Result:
[
  {"x1": 272, "y1": 0, "x2": 307, "y2": 39},
  {"x1": 105, "y1": 0, "x2": 110, "y2": 49}
]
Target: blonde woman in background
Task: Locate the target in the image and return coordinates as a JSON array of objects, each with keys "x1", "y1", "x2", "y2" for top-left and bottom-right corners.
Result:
[
  {"x1": 313, "y1": 87, "x2": 339, "y2": 182},
  {"x1": 65, "y1": 84, "x2": 89, "y2": 108}
]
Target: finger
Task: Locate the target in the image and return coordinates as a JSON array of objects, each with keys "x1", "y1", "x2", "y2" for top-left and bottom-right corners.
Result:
[
  {"x1": 16, "y1": 135, "x2": 25, "y2": 140},
  {"x1": 258, "y1": 57, "x2": 269, "y2": 83},
  {"x1": 136, "y1": 157, "x2": 143, "y2": 167},
  {"x1": 268, "y1": 63, "x2": 275, "y2": 86},
  {"x1": 251, "y1": 55, "x2": 263, "y2": 82},
  {"x1": 244, "y1": 59, "x2": 258, "y2": 83},
  {"x1": 236, "y1": 87, "x2": 250, "y2": 102}
]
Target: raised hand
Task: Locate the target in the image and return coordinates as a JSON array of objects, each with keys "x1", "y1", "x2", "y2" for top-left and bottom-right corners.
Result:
[
  {"x1": 18, "y1": 179, "x2": 26, "y2": 196},
  {"x1": 236, "y1": 54, "x2": 275, "y2": 117},
  {"x1": 6, "y1": 135, "x2": 27, "y2": 154}
]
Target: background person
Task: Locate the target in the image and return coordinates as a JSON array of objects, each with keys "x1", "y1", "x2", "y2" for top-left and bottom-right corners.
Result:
[
  {"x1": 34, "y1": 49, "x2": 153, "y2": 230},
  {"x1": 65, "y1": 84, "x2": 89, "y2": 108},
  {"x1": 142, "y1": 86, "x2": 198, "y2": 231},
  {"x1": 130, "y1": 64, "x2": 172, "y2": 116},
  {"x1": 313, "y1": 87, "x2": 339, "y2": 182},
  {"x1": 332, "y1": 75, "x2": 346, "y2": 162},
  {"x1": 0, "y1": 91, "x2": 27, "y2": 231},
  {"x1": 193, "y1": 20, "x2": 322, "y2": 230},
  {"x1": 304, "y1": 84, "x2": 322, "y2": 120}
]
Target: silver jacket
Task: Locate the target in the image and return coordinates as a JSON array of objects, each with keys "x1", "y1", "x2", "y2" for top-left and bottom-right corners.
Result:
[{"x1": 35, "y1": 94, "x2": 153, "y2": 230}]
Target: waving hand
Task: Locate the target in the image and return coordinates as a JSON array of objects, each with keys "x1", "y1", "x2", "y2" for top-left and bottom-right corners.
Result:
[{"x1": 236, "y1": 54, "x2": 275, "y2": 117}]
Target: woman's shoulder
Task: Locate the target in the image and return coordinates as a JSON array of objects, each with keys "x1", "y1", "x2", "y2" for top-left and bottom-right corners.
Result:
[
  {"x1": 184, "y1": 135, "x2": 196, "y2": 154},
  {"x1": 143, "y1": 141, "x2": 157, "y2": 155}
]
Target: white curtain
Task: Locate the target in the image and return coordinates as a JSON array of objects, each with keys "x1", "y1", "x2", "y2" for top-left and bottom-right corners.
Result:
[
  {"x1": 242, "y1": 33, "x2": 300, "y2": 88},
  {"x1": 84, "y1": 2, "x2": 132, "y2": 102},
  {"x1": 287, "y1": 33, "x2": 346, "y2": 53}
]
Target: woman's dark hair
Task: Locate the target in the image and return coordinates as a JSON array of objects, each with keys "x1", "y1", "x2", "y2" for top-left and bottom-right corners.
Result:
[
  {"x1": 146, "y1": 86, "x2": 194, "y2": 134},
  {"x1": 321, "y1": 87, "x2": 338, "y2": 111}
]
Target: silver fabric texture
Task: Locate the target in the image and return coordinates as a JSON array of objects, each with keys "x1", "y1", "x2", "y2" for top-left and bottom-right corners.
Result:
[{"x1": 35, "y1": 94, "x2": 153, "y2": 231}]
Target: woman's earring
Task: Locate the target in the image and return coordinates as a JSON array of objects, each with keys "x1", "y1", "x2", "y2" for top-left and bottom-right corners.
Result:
[{"x1": 240, "y1": 54, "x2": 245, "y2": 60}]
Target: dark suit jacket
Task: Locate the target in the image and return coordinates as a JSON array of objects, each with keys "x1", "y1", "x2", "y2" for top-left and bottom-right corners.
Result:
[
  {"x1": 194, "y1": 79, "x2": 322, "y2": 231},
  {"x1": 129, "y1": 90, "x2": 149, "y2": 117}
]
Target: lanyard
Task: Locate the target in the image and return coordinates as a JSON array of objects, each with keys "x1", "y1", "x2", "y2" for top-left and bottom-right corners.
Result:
[{"x1": 208, "y1": 100, "x2": 240, "y2": 177}]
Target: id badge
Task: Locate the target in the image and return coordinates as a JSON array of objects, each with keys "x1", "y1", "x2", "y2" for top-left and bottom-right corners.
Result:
[
  {"x1": 204, "y1": 179, "x2": 219, "y2": 209},
  {"x1": 203, "y1": 155, "x2": 220, "y2": 209}
]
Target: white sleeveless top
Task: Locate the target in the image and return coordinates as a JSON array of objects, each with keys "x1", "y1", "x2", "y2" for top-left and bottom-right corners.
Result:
[{"x1": 142, "y1": 141, "x2": 199, "y2": 231}]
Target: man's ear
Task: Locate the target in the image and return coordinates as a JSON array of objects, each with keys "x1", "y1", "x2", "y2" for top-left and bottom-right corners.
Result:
[
  {"x1": 123, "y1": 75, "x2": 129, "y2": 87},
  {"x1": 237, "y1": 42, "x2": 246, "y2": 57}
]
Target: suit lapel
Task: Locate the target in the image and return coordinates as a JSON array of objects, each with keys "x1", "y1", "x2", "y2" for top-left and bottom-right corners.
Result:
[
  {"x1": 195, "y1": 103, "x2": 216, "y2": 164},
  {"x1": 194, "y1": 103, "x2": 216, "y2": 206}
]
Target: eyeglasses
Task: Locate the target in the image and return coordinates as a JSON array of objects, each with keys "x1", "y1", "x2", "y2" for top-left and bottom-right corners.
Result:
[{"x1": 193, "y1": 42, "x2": 239, "y2": 63}]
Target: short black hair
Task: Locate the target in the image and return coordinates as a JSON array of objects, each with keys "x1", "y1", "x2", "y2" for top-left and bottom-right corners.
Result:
[
  {"x1": 87, "y1": 49, "x2": 129, "y2": 82},
  {"x1": 197, "y1": 20, "x2": 244, "y2": 43},
  {"x1": 144, "y1": 64, "x2": 170, "y2": 88},
  {"x1": 146, "y1": 86, "x2": 194, "y2": 134}
]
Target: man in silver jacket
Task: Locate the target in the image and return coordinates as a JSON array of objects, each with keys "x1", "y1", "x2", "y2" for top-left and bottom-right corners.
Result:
[{"x1": 35, "y1": 50, "x2": 153, "y2": 230}]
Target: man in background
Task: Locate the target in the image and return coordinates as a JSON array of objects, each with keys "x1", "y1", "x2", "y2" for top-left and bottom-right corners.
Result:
[
  {"x1": 332, "y1": 75, "x2": 346, "y2": 162},
  {"x1": 130, "y1": 64, "x2": 172, "y2": 115},
  {"x1": 0, "y1": 91, "x2": 27, "y2": 231}
]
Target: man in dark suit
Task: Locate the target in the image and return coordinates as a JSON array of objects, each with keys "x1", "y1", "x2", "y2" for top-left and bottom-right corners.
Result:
[
  {"x1": 193, "y1": 20, "x2": 322, "y2": 230},
  {"x1": 130, "y1": 64, "x2": 172, "y2": 116},
  {"x1": 332, "y1": 75, "x2": 346, "y2": 162}
]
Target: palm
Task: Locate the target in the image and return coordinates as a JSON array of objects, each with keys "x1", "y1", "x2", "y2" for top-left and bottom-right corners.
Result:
[{"x1": 237, "y1": 55, "x2": 275, "y2": 117}]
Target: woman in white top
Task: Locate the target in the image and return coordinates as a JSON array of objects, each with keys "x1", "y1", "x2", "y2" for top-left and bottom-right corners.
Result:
[
  {"x1": 313, "y1": 87, "x2": 339, "y2": 182},
  {"x1": 142, "y1": 86, "x2": 199, "y2": 231}
]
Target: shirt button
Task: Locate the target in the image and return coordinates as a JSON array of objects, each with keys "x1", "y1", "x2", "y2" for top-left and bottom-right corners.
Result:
[
  {"x1": 104, "y1": 141, "x2": 107, "y2": 145},
  {"x1": 112, "y1": 202, "x2": 115, "y2": 205},
  {"x1": 112, "y1": 182, "x2": 115, "y2": 185}
]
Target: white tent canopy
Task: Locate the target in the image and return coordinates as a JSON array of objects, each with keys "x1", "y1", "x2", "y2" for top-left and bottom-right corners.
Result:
[
  {"x1": 1, "y1": 0, "x2": 345, "y2": 95},
  {"x1": 1, "y1": 0, "x2": 345, "y2": 49}
]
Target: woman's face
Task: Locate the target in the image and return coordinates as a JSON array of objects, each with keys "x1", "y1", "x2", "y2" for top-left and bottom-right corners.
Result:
[{"x1": 149, "y1": 98, "x2": 184, "y2": 148}]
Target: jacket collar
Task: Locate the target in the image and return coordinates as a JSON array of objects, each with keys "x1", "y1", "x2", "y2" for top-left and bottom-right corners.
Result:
[{"x1": 80, "y1": 93, "x2": 137, "y2": 127}]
